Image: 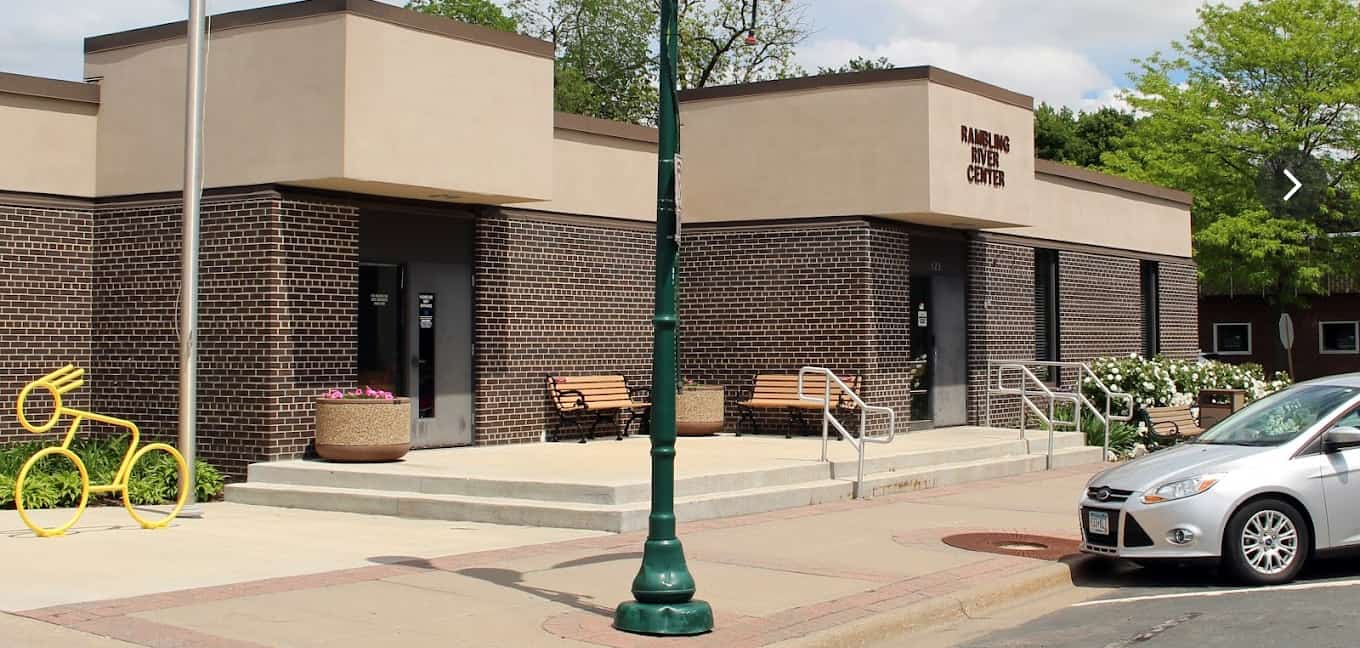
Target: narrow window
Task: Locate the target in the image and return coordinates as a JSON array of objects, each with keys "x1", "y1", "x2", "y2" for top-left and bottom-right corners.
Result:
[
  {"x1": 1320, "y1": 321, "x2": 1359, "y2": 355},
  {"x1": 1213, "y1": 323, "x2": 1252, "y2": 356},
  {"x1": 1141, "y1": 260, "x2": 1160, "y2": 357},
  {"x1": 1035, "y1": 249, "x2": 1060, "y2": 380}
]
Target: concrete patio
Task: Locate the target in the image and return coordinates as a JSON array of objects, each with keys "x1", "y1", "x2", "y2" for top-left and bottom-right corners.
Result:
[{"x1": 226, "y1": 427, "x2": 1103, "y2": 532}]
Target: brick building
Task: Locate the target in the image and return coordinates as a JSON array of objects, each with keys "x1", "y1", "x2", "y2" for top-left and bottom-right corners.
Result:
[
  {"x1": 0, "y1": 0, "x2": 1196, "y2": 477},
  {"x1": 1200, "y1": 288, "x2": 1360, "y2": 380}
]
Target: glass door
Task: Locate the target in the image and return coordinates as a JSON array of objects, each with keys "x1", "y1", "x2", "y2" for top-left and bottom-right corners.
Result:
[
  {"x1": 358, "y1": 264, "x2": 405, "y2": 396},
  {"x1": 910, "y1": 276, "x2": 932, "y2": 425}
]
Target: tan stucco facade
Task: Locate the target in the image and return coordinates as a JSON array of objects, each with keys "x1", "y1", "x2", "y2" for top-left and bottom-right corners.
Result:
[
  {"x1": 679, "y1": 80, "x2": 939, "y2": 224},
  {"x1": 1011, "y1": 170, "x2": 1193, "y2": 257},
  {"x1": 0, "y1": 91, "x2": 97, "y2": 198},
  {"x1": 1, "y1": 1, "x2": 1192, "y2": 259},
  {"x1": 85, "y1": 9, "x2": 552, "y2": 204},
  {"x1": 527, "y1": 125, "x2": 657, "y2": 221},
  {"x1": 677, "y1": 67, "x2": 1192, "y2": 258}
]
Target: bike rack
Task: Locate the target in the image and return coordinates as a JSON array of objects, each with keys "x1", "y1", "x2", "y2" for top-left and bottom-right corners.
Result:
[{"x1": 12, "y1": 365, "x2": 189, "y2": 537}]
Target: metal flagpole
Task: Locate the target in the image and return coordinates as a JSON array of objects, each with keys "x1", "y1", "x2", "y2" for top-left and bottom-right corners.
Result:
[{"x1": 178, "y1": 0, "x2": 207, "y2": 517}]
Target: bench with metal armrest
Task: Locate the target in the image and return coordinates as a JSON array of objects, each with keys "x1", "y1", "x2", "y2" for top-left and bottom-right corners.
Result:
[
  {"x1": 735, "y1": 373, "x2": 860, "y2": 438},
  {"x1": 545, "y1": 374, "x2": 650, "y2": 443},
  {"x1": 1140, "y1": 404, "x2": 1205, "y2": 448}
]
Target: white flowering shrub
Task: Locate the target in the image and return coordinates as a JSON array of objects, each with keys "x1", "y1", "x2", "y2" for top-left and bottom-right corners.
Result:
[{"x1": 1081, "y1": 354, "x2": 1291, "y2": 415}]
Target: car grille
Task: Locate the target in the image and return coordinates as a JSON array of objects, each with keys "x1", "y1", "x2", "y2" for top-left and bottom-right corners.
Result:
[
  {"x1": 1081, "y1": 506, "x2": 1120, "y2": 548},
  {"x1": 1086, "y1": 486, "x2": 1133, "y2": 503},
  {"x1": 1124, "y1": 514, "x2": 1154, "y2": 548}
]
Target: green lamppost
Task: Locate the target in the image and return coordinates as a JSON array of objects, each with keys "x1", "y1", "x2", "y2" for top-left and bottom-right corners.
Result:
[{"x1": 612, "y1": 0, "x2": 712, "y2": 636}]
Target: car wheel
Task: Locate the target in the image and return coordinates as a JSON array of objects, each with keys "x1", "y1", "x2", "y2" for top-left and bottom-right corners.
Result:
[{"x1": 1223, "y1": 498, "x2": 1309, "y2": 585}]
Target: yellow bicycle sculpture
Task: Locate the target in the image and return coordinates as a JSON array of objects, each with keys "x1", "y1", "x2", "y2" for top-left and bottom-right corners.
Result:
[{"x1": 13, "y1": 365, "x2": 188, "y2": 537}]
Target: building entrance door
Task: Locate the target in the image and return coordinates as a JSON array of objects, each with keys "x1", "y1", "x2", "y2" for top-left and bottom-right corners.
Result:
[
  {"x1": 404, "y1": 261, "x2": 474, "y2": 448},
  {"x1": 910, "y1": 236, "x2": 968, "y2": 428},
  {"x1": 360, "y1": 211, "x2": 476, "y2": 450}
]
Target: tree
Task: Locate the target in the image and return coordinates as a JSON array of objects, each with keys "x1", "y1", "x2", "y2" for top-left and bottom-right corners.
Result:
[
  {"x1": 815, "y1": 56, "x2": 894, "y2": 76},
  {"x1": 1033, "y1": 103, "x2": 1135, "y2": 168},
  {"x1": 406, "y1": 0, "x2": 518, "y2": 32},
  {"x1": 1102, "y1": 0, "x2": 1360, "y2": 365},
  {"x1": 675, "y1": 0, "x2": 811, "y2": 90},
  {"x1": 510, "y1": 0, "x2": 658, "y2": 123}
]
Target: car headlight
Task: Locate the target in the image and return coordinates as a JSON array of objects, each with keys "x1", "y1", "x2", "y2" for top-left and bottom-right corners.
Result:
[{"x1": 1141, "y1": 474, "x2": 1224, "y2": 504}]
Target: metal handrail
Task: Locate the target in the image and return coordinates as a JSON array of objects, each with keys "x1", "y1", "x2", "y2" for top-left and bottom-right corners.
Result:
[
  {"x1": 985, "y1": 359, "x2": 1136, "y2": 463},
  {"x1": 798, "y1": 366, "x2": 896, "y2": 499},
  {"x1": 995, "y1": 363, "x2": 1080, "y2": 469}
]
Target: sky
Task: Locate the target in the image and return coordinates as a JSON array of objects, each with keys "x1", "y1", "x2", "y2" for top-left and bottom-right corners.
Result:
[{"x1": 0, "y1": 0, "x2": 1238, "y2": 111}]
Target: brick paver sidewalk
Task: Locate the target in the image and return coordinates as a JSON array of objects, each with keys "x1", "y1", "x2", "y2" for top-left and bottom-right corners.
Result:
[{"x1": 12, "y1": 465, "x2": 1099, "y2": 648}]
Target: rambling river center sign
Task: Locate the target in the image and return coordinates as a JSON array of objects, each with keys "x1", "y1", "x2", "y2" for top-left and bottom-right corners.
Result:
[{"x1": 962, "y1": 125, "x2": 1009, "y2": 188}]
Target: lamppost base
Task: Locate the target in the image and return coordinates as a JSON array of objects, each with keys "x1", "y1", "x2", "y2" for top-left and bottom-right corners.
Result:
[{"x1": 613, "y1": 599, "x2": 713, "y2": 636}]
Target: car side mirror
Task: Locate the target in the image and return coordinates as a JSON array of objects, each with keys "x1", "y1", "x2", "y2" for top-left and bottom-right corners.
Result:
[{"x1": 1324, "y1": 426, "x2": 1360, "y2": 452}]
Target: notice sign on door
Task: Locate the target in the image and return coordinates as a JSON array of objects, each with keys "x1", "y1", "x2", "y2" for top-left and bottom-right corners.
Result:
[
  {"x1": 917, "y1": 303, "x2": 928, "y2": 328},
  {"x1": 418, "y1": 293, "x2": 435, "y2": 329}
]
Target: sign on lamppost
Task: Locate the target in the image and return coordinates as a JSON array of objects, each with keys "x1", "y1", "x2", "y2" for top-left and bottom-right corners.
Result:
[{"x1": 612, "y1": 0, "x2": 713, "y2": 637}]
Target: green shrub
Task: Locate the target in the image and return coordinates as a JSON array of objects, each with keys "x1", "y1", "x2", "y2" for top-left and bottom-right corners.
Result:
[{"x1": 0, "y1": 435, "x2": 225, "y2": 510}]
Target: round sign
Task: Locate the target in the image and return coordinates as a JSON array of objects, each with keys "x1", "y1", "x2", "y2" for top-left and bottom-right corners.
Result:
[{"x1": 1279, "y1": 313, "x2": 1295, "y2": 350}]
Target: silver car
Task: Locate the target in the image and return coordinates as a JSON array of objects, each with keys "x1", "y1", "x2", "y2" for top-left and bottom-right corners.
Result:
[{"x1": 1080, "y1": 374, "x2": 1360, "y2": 584}]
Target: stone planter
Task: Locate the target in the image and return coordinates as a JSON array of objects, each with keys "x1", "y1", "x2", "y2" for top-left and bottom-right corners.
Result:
[
  {"x1": 314, "y1": 397, "x2": 411, "y2": 462},
  {"x1": 676, "y1": 385, "x2": 725, "y2": 436}
]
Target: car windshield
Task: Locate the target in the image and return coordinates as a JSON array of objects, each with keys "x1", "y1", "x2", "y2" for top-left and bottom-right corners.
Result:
[{"x1": 1197, "y1": 385, "x2": 1360, "y2": 447}]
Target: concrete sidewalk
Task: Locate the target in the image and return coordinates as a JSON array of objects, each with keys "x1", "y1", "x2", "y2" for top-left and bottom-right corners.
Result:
[{"x1": 6, "y1": 465, "x2": 1101, "y2": 647}]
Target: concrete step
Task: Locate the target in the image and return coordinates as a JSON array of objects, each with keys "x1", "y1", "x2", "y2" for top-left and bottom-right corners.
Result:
[
  {"x1": 225, "y1": 478, "x2": 853, "y2": 533},
  {"x1": 225, "y1": 482, "x2": 627, "y2": 531},
  {"x1": 857, "y1": 445, "x2": 1103, "y2": 499},
  {"x1": 226, "y1": 446, "x2": 1102, "y2": 533},
  {"x1": 241, "y1": 436, "x2": 1051, "y2": 506}
]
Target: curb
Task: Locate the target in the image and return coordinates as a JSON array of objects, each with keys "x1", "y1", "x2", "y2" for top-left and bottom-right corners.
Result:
[{"x1": 774, "y1": 555, "x2": 1096, "y2": 648}]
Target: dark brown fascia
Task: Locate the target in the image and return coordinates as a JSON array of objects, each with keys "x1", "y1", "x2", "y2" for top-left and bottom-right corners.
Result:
[
  {"x1": 553, "y1": 112, "x2": 659, "y2": 144},
  {"x1": 0, "y1": 72, "x2": 100, "y2": 104},
  {"x1": 677, "y1": 65, "x2": 1034, "y2": 110},
  {"x1": 84, "y1": 0, "x2": 554, "y2": 59},
  {"x1": 1034, "y1": 159, "x2": 1193, "y2": 206}
]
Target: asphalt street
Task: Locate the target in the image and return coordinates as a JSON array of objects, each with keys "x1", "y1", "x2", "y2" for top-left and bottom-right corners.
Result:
[{"x1": 961, "y1": 555, "x2": 1360, "y2": 648}]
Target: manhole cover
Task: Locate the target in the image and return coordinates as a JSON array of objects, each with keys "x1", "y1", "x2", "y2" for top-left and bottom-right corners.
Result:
[{"x1": 941, "y1": 533, "x2": 1080, "y2": 561}]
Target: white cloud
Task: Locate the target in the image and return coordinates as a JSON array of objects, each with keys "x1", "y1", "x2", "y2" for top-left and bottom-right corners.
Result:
[
  {"x1": 797, "y1": 0, "x2": 1248, "y2": 112},
  {"x1": 799, "y1": 37, "x2": 1114, "y2": 110}
]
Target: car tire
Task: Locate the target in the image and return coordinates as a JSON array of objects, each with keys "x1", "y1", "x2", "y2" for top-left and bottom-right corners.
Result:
[{"x1": 1223, "y1": 498, "x2": 1309, "y2": 586}]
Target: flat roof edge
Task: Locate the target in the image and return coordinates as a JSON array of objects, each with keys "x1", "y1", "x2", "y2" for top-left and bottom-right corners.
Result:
[
  {"x1": 677, "y1": 66, "x2": 1034, "y2": 110},
  {"x1": 0, "y1": 72, "x2": 100, "y2": 104},
  {"x1": 1034, "y1": 159, "x2": 1193, "y2": 206},
  {"x1": 554, "y1": 112, "x2": 658, "y2": 144},
  {"x1": 84, "y1": 0, "x2": 554, "y2": 59}
]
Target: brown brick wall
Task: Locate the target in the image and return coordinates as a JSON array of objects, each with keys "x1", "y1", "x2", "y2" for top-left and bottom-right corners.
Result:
[
  {"x1": 1057, "y1": 250, "x2": 1142, "y2": 363},
  {"x1": 862, "y1": 224, "x2": 913, "y2": 434},
  {"x1": 679, "y1": 220, "x2": 909, "y2": 436},
  {"x1": 0, "y1": 202, "x2": 94, "y2": 446},
  {"x1": 966, "y1": 239, "x2": 1036, "y2": 427},
  {"x1": 473, "y1": 210, "x2": 654, "y2": 444},
  {"x1": 91, "y1": 192, "x2": 358, "y2": 477},
  {"x1": 967, "y1": 238, "x2": 1199, "y2": 426},
  {"x1": 1159, "y1": 260, "x2": 1199, "y2": 360}
]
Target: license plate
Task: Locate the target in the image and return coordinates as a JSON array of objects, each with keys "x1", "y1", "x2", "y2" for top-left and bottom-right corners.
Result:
[{"x1": 1088, "y1": 510, "x2": 1109, "y2": 535}]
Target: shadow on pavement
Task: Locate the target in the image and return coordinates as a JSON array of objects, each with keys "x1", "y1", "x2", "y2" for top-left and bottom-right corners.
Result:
[{"x1": 366, "y1": 552, "x2": 643, "y2": 618}]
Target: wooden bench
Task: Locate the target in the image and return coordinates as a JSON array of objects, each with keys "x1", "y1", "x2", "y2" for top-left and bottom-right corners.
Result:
[
  {"x1": 546, "y1": 375, "x2": 649, "y2": 443},
  {"x1": 1140, "y1": 404, "x2": 1205, "y2": 448},
  {"x1": 736, "y1": 373, "x2": 861, "y2": 438}
]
